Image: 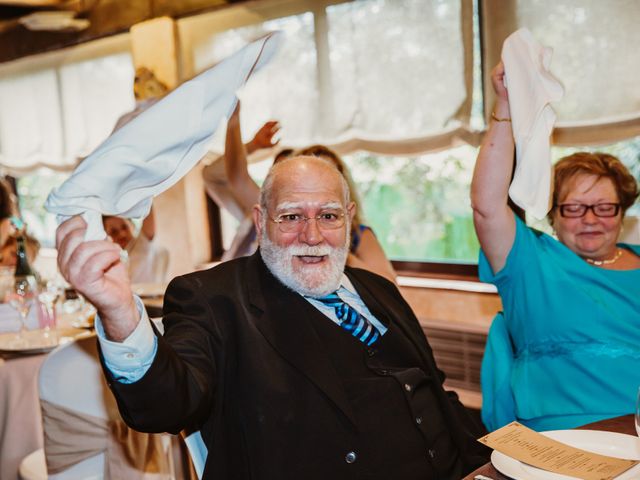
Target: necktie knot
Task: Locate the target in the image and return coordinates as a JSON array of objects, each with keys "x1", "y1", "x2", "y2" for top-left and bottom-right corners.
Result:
[{"x1": 316, "y1": 291, "x2": 380, "y2": 346}]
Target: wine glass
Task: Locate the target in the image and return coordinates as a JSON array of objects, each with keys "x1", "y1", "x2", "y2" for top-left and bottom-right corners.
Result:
[
  {"x1": 38, "y1": 280, "x2": 62, "y2": 338},
  {"x1": 7, "y1": 275, "x2": 37, "y2": 346}
]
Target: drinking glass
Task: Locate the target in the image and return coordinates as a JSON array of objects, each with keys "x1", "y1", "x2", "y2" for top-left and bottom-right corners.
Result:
[
  {"x1": 7, "y1": 276, "x2": 37, "y2": 346},
  {"x1": 38, "y1": 280, "x2": 62, "y2": 337}
]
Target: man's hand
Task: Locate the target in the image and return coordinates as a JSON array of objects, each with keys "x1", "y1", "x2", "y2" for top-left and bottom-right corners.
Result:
[
  {"x1": 56, "y1": 216, "x2": 140, "y2": 341},
  {"x1": 246, "y1": 120, "x2": 281, "y2": 154}
]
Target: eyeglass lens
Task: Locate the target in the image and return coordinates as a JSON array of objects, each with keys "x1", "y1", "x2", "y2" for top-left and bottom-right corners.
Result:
[
  {"x1": 559, "y1": 203, "x2": 620, "y2": 218},
  {"x1": 275, "y1": 212, "x2": 345, "y2": 232}
]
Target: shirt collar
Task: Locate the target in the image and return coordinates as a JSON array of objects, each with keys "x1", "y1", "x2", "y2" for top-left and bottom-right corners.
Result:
[{"x1": 340, "y1": 274, "x2": 356, "y2": 294}]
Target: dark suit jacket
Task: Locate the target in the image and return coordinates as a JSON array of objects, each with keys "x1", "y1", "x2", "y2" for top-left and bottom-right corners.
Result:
[{"x1": 103, "y1": 251, "x2": 488, "y2": 479}]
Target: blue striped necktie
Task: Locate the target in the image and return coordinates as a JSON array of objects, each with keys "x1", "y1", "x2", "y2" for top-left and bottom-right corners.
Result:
[{"x1": 317, "y1": 292, "x2": 380, "y2": 346}]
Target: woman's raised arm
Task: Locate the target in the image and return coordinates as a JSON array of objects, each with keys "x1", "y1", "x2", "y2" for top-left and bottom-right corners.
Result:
[{"x1": 470, "y1": 62, "x2": 517, "y2": 273}]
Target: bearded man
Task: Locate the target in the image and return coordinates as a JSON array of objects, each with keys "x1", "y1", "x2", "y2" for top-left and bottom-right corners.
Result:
[{"x1": 56, "y1": 156, "x2": 489, "y2": 480}]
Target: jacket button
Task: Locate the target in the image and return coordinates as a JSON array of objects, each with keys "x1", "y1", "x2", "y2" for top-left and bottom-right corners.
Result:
[
  {"x1": 427, "y1": 449, "x2": 436, "y2": 459},
  {"x1": 367, "y1": 348, "x2": 376, "y2": 357},
  {"x1": 415, "y1": 416, "x2": 422, "y2": 425},
  {"x1": 404, "y1": 383, "x2": 412, "y2": 392},
  {"x1": 345, "y1": 451, "x2": 357, "y2": 464}
]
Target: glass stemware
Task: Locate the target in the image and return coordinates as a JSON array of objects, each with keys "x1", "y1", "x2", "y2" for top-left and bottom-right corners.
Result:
[{"x1": 7, "y1": 275, "x2": 37, "y2": 347}]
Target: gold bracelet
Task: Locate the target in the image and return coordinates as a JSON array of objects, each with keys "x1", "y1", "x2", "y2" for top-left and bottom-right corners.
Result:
[{"x1": 491, "y1": 112, "x2": 511, "y2": 122}]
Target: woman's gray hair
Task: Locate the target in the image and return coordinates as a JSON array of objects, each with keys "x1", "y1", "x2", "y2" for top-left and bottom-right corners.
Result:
[{"x1": 259, "y1": 155, "x2": 351, "y2": 211}]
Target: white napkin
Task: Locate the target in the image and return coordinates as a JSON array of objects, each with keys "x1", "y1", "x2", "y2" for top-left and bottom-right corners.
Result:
[
  {"x1": 45, "y1": 32, "x2": 282, "y2": 241},
  {"x1": 502, "y1": 28, "x2": 564, "y2": 219}
]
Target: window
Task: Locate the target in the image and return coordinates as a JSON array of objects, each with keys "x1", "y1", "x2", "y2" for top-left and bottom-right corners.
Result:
[
  {"x1": 0, "y1": 37, "x2": 135, "y2": 249},
  {"x1": 16, "y1": 171, "x2": 69, "y2": 248},
  {"x1": 4, "y1": 0, "x2": 640, "y2": 276},
  {"x1": 194, "y1": 0, "x2": 640, "y2": 272},
  {"x1": 344, "y1": 148, "x2": 480, "y2": 263}
]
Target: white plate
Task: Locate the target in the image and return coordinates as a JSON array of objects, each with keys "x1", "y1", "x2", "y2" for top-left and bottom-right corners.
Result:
[
  {"x1": 492, "y1": 429, "x2": 640, "y2": 480},
  {"x1": 0, "y1": 328, "x2": 93, "y2": 354},
  {"x1": 132, "y1": 282, "x2": 166, "y2": 299}
]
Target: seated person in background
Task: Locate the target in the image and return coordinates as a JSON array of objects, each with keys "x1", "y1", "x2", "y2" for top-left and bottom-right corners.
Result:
[
  {"x1": 0, "y1": 231, "x2": 40, "y2": 267},
  {"x1": 102, "y1": 206, "x2": 169, "y2": 284},
  {"x1": 472, "y1": 62, "x2": 640, "y2": 432},
  {"x1": 57, "y1": 155, "x2": 489, "y2": 480},
  {"x1": 296, "y1": 145, "x2": 397, "y2": 283},
  {"x1": 0, "y1": 177, "x2": 18, "y2": 247},
  {"x1": 204, "y1": 102, "x2": 396, "y2": 283}
]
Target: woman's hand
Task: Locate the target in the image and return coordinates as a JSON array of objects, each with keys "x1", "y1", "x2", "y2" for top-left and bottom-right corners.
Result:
[
  {"x1": 491, "y1": 61, "x2": 509, "y2": 101},
  {"x1": 246, "y1": 120, "x2": 280, "y2": 154}
]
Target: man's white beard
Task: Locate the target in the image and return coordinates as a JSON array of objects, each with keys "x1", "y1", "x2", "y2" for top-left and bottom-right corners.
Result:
[{"x1": 260, "y1": 226, "x2": 349, "y2": 298}]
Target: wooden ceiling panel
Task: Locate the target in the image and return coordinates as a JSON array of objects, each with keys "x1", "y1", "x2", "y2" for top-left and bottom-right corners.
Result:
[
  {"x1": 0, "y1": 0, "x2": 241, "y2": 64},
  {"x1": 0, "y1": 0, "x2": 64, "y2": 6}
]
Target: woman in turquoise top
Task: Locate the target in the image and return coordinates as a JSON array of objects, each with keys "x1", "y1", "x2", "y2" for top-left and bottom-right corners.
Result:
[{"x1": 471, "y1": 62, "x2": 640, "y2": 432}]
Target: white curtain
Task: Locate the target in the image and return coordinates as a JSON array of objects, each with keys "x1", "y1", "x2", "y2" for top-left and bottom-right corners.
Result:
[
  {"x1": 3, "y1": 0, "x2": 640, "y2": 175},
  {"x1": 0, "y1": 69, "x2": 64, "y2": 173},
  {"x1": 482, "y1": 0, "x2": 640, "y2": 146},
  {"x1": 0, "y1": 52, "x2": 135, "y2": 175},
  {"x1": 190, "y1": 0, "x2": 474, "y2": 156},
  {"x1": 193, "y1": 12, "x2": 321, "y2": 146}
]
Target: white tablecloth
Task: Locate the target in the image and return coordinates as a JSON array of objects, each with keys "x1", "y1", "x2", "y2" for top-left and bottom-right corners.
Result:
[{"x1": 0, "y1": 352, "x2": 46, "y2": 480}]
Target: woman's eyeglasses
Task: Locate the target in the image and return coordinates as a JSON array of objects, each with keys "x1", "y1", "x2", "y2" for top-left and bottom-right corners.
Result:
[{"x1": 557, "y1": 203, "x2": 621, "y2": 218}]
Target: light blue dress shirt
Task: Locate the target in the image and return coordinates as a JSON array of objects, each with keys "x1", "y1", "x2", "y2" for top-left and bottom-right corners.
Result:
[{"x1": 98, "y1": 274, "x2": 385, "y2": 383}]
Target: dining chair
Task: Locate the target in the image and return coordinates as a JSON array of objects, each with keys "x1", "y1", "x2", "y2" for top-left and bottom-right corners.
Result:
[{"x1": 19, "y1": 335, "x2": 176, "y2": 479}]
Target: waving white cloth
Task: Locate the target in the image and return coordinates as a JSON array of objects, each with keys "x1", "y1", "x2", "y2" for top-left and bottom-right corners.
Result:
[
  {"x1": 45, "y1": 32, "x2": 282, "y2": 240},
  {"x1": 502, "y1": 28, "x2": 564, "y2": 219}
]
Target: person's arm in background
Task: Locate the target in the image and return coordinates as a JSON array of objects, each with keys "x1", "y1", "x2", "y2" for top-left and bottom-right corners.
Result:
[
  {"x1": 470, "y1": 62, "x2": 516, "y2": 274},
  {"x1": 224, "y1": 101, "x2": 280, "y2": 212},
  {"x1": 347, "y1": 229, "x2": 397, "y2": 284}
]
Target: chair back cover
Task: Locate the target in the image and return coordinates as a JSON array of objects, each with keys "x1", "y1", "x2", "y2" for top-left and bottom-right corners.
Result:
[{"x1": 39, "y1": 336, "x2": 174, "y2": 479}]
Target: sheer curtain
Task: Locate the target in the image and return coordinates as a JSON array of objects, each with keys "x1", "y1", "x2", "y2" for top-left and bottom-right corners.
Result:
[
  {"x1": 2, "y1": 0, "x2": 639, "y2": 175},
  {"x1": 186, "y1": 0, "x2": 476, "y2": 157},
  {"x1": 0, "y1": 50, "x2": 135, "y2": 175},
  {"x1": 482, "y1": 0, "x2": 640, "y2": 146}
]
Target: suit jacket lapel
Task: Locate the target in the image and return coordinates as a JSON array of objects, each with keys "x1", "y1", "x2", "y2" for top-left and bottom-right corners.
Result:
[
  {"x1": 345, "y1": 268, "x2": 431, "y2": 361},
  {"x1": 246, "y1": 252, "x2": 357, "y2": 427},
  {"x1": 344, "y1": 269, "x2": 394, "y2": 329}
]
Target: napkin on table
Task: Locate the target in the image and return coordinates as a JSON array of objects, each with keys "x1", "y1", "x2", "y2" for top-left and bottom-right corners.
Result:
[
  {"x1": 44, "y1": 32, "x2": 282, "y2": 241},
  {"x1": 502, "y1": 28, "x2": 564, "y2": 219}
]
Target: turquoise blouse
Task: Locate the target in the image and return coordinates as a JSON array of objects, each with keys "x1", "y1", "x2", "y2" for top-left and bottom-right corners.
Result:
[{"x1": 479, "y1": 214, "x2": 640, "y2": 432}]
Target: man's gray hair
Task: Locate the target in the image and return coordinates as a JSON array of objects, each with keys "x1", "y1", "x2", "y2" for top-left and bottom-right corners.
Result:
[{"x1": 259, "y1": 155, "x2": 351, "y2": 211}]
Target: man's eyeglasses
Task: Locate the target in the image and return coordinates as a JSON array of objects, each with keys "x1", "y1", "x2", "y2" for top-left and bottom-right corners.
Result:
[
  {"x1": 270, "y1": 210, "x2": 346, "y2": 233},
  {"x1": 557, "y1": 203, "x2": 621, "y2": 218}
]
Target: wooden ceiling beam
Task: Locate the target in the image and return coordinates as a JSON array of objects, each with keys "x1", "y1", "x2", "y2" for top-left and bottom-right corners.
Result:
[
  {"x1": 0, "y1": 0, "x2": 242, "y2": 64},
  {"x1": 0, "y1": 0, "x2": 64, "y2": 6}
]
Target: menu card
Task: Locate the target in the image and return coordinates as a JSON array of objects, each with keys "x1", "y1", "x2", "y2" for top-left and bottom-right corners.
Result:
[{"x1": 478, "y1": 422, "x2": 638, "y2": 480}]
